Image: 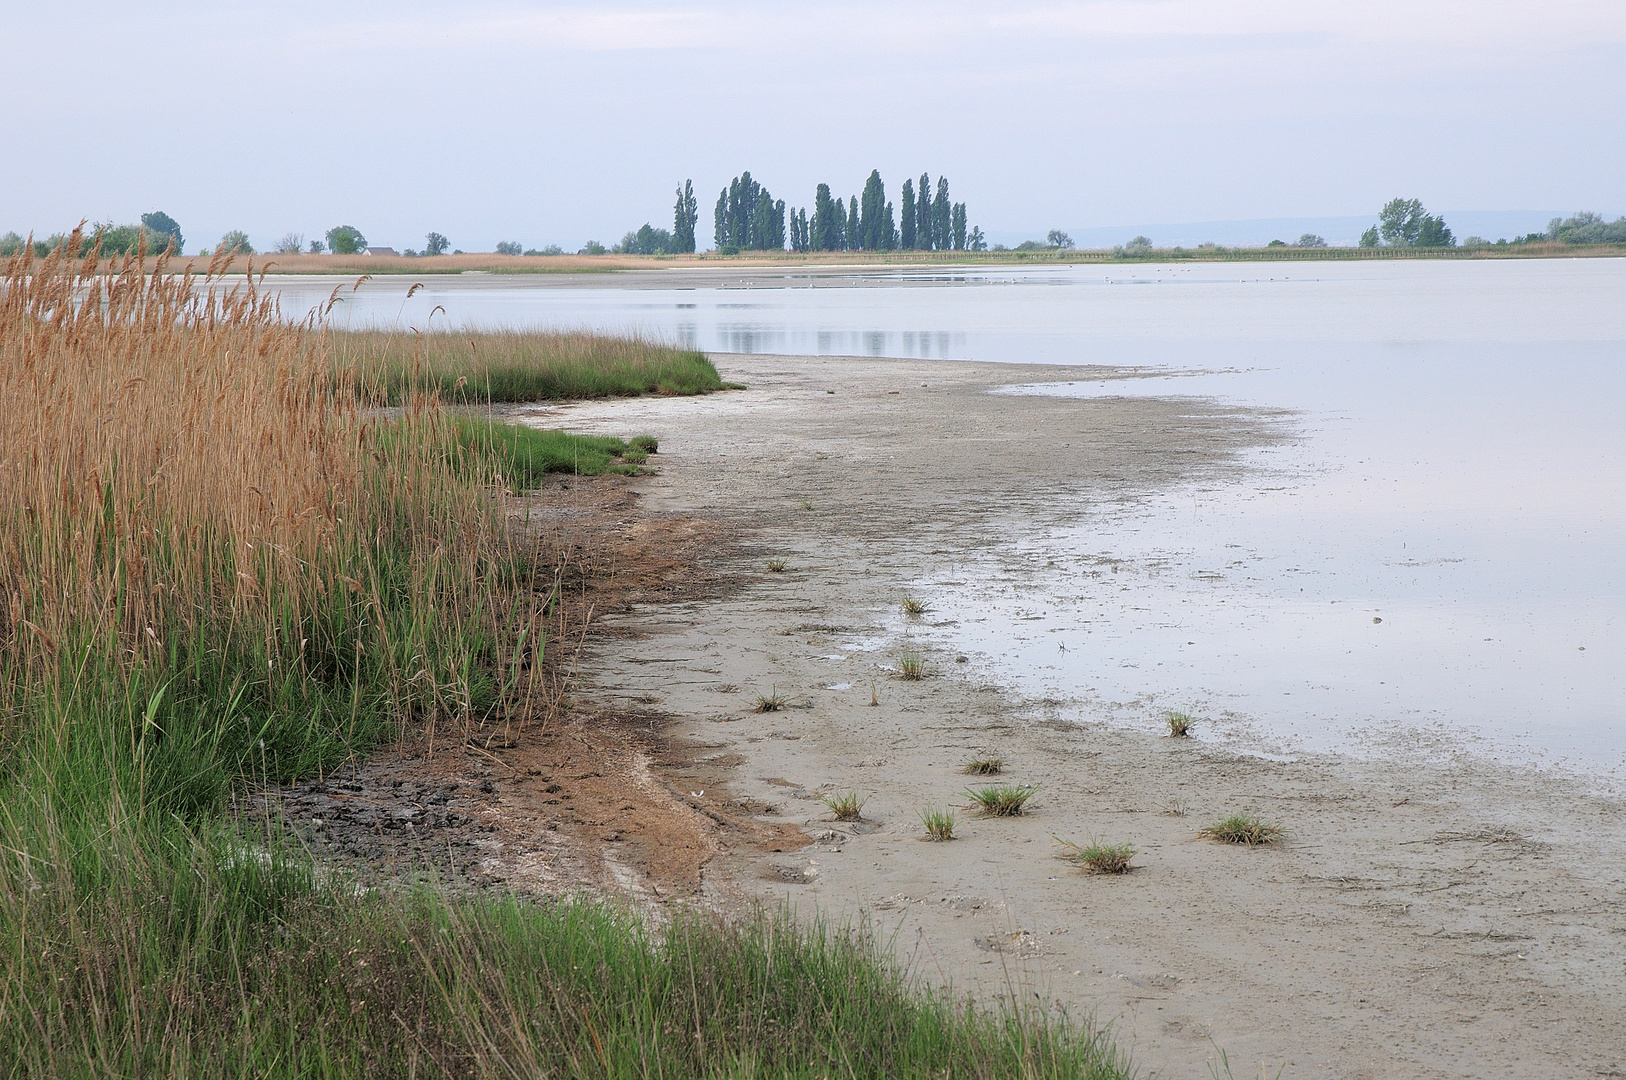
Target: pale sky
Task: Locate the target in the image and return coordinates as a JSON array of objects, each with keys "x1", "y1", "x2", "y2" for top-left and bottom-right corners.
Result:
[{"x1": 5, "y1": 1, "x2": 1622, "y2": 251}]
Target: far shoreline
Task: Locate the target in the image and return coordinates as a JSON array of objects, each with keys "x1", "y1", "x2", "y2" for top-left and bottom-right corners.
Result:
[{"x1": 62, "y1": 242, "x2": 1626, "y2": 277}]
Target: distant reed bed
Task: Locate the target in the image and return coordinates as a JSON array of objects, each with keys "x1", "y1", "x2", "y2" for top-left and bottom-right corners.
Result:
[{"x1": 337, "y1": 326, "x2": 729, "y2": 404}]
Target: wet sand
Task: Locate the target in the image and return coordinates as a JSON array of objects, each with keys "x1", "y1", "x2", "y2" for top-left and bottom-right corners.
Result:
[{"x1": 510, "y1": 353, "x2": 1626, "y2": 1079}]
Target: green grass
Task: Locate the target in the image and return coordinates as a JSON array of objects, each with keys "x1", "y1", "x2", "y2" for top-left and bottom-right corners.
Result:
[
  {"x1": 921, "y1": 808, "x2": 958, "y2": 841},
  {"x1": 823, "y1": 791, "x2": 867, "y2": 821},
  {"x1": 897, "y1": 649, "x2": 926, "y2": 680},
  {"x1": 1055, "y1": 837, "x2": 1136, "y2": 874},
  {"x1": 901, "y1": 594, "x2": 932, "y2": 616},
  {"x1": 963, "y1": 756, "x2": 1006, "y2": 776},
  {"x1": 452, "y1": 417, "x2": 654, "y2": 482},
  {"x1": 339, "y1": 328, "x2": 733, "y2": 404},
  {"x1": 753, "y1": 689, "x2": 789, "y2": 713},
  {"x1": 1165, "y1": 709, "x2": 1197, "y2": 737},
  {"x1": 1200, "y1": 814, "x2": 1284, "y2": 846},
  {"x1": 964, "y1": 783, "x2": 1040, "y2": 817}
]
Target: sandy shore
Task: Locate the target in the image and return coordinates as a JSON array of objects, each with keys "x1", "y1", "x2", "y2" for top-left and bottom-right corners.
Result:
[{"x1": 507, "y1": 353, "x2": 1626, "y2": 1079}]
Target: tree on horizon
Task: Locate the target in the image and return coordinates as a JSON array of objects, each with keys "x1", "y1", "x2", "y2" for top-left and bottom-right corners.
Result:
[
  {"x1": 900, "y1": 178, "x2": 916, "y2": 250},
  {"x1": 673, "y1": 180, "x2": 699, "y2": 253}
]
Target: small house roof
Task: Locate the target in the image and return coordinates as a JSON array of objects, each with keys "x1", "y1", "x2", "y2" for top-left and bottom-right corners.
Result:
[{"x1": 365, "y1": 247, "x2": 398, "y2": 256}]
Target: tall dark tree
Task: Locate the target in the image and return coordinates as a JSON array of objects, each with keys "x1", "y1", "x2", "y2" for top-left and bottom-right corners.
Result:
[
  {"x1": 881, "y1": 201, "x2": 898, "y2": 250},
  {"x1": 714, "y1": 189, "x2": 729, "y2": 249},
  {"x1": 917, "y1": 174, "x2": 932, "y2": 251},
  {"x1": 140, "y1": 210, "x2": 183, "y2": 253},
  {"x1": 673, "y1": 180, "x2": 698, "y2": 253},
  {"x1": 932, "y1": 178, "x2": 951, "y2": 252},
  {"x1": 849, "y1": 196, "x2": 860, "y2": 250},
  {"x1": 859, "y1": 170, "x2": 888, "y2": 251},
  {"x1": 951, "y1": 202, "x2": 967, "y2": 251},
  {"x1": 832, "y1": 197, "x2": 848, "y2": 251},
  {"x1": 810, "y1": 184, "x2": 839, "y2": 251},
  {"x1": 899, "y1": 178, "x2": 916, "y2": 250}
]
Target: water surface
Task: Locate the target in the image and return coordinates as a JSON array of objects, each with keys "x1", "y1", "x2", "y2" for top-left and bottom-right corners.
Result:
[{"x1": 272, "y1": 261, "x2": 1626, "y2": 779}]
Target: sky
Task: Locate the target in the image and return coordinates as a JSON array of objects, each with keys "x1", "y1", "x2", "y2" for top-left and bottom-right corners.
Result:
[{"x1": 4, "y1": 1, "x2": 1623, "y2": 252}]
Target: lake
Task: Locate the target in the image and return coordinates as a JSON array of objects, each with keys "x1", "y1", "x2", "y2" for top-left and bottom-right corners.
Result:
[{"x1": 271, "y1": 260, "x2": 1626, "y2": 782}]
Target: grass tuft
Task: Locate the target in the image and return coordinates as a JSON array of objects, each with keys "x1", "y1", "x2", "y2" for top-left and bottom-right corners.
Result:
[
  {"x1": 897, "y1": 649, "x2": 926, "y2": 680},
  {"x1": 1200, "y1": 814, "x2": 1284, "y2": 846},
  {"x1": 963, "y1": 783, "x2": 1040, "y2": 817},
  {"x1": 921, "y1": 809, "x2": 957, "y2": 841},
  {"x1": 823, "y1": 792, "x2": 866, "y2": 821},
  {"x1": 752, "y1": 690, "x2": 789, "y2": 713},
  {"x1": 1165, "y1": 709, "x2": 1198, "y2": 737},
  {"x1": 962, "y1": 756, "x2": 1006, "y2": 776},
  {"x1": 764, "y1": 557, "x2": 787, "y2": 573},
  {"x1": 1055, "y1": 837, "x2": 1136, "y2": 874},
  {"x1": 901, "y1": 594, "x2": 932, "y2": 617}
]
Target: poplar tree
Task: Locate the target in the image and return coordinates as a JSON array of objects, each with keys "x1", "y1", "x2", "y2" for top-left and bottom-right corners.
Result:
[
  {"x1": 832, "y1": 198, "x2": 848, "y2": 251},
  {"x1": 917, "y1": 174, "x2": 932, "y2": 250},
  {"x1": 951, "y1": 202, "x2": 967, "y2": 251},
  {"x1": 849, "y1": 196, "x2": 860, "y2": 250},
  {"x1": 810, "y1": 184, "x2": 837, "y2": 251},
  {"x1": 932, "y1": 178, "x2": 951, "y2": 252},
  {"x1": 673, "y1": 180, "x2": 698, "y2": 253},
  {"x1": 900, "y1": 178, "x2": 916, "y2": 249},
  {"x1": 860, "y1": 170, "x2": 887, "y2": 251}
]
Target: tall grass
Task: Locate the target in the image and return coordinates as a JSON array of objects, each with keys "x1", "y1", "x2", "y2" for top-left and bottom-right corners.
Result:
[
  {"x1": 0, "y1": 231, "x2": 1126, "y2": 1077},
  {"x1": 336, "y1": 327, "x2": 729, "y2": 404}
]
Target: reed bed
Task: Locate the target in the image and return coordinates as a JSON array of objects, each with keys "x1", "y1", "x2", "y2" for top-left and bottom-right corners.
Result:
[
  {"x1": 336, "y1": 326, "x2": 729, "y2": 404},
  {"x1": 0, "y1": 231, "x2": 1127, "y2": 1078}
]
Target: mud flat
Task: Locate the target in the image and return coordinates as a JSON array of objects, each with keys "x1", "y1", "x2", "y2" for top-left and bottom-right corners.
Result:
[{"x1": 509, "y1": 353, "x2": 1626, "y2": 1079}]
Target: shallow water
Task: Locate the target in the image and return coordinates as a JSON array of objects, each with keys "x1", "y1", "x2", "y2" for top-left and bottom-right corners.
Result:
[{"x1": 272, "y1": 260, "x2": 1626, "y2": 779}]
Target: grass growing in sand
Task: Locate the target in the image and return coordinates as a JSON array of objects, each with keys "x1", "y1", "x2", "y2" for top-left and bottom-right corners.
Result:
[
  {"x1": 901, "y1": 594, "x2": 932, "y2": 616},
  {"x1": 338, "y1": 327, "x2": 732, "y2": 404},
  {"x1": 451, "y1": 417, "x2": 655, "y2": 483},
  {"x1": 897, "y1": 648, "x2": 927, "y2": 680},
  {"x1": 963, "y1": 756, "x2": 1006, "y2": 775},
  {"x1": 1056, "y1": 838, "x2": 1136, "y2": 874},
  {"x1": 964, "y1": 783, "x2": 1041, "y2": 817},
  {"x1": 921, "y1": 808, "x2": 958, "y2": 841},
  {"x1": 752, "y1": 689, "x2": 790, "y2": 712},
  {"x1": 1201, "y1": 814, "x2": 1284, "y2": 846},
  {"x1": 1165, "y1": 709, "x2": 1197, "y2": 737},
  {"x1": 764, "y1": 557, "x2": 788, "y2": 572},
  {"x1": 824, "y1": 791, "x2": 867, "y2": 821},
  {"x1": 0, "y1": 233, "x2": 1127, "y2": 1079}
]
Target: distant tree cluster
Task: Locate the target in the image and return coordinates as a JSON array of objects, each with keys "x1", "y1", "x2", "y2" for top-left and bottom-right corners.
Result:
[
  {"x1": 1, "y1": 211, "x2": 186, "y2": 259},
  {"x1": 614, "y1": 224, "x2": 675, "y2": 255},
  {"x1": 714, "y1": 172, "x2": 786, "y2": 252},
  {"x1": 1544, "y1": 211, "x2": 1626, "y2": 245},
  {"x1": 1360, "y1": 198, "x2": 1454, "y2": 248},
  {"x1": 786, "y1": 171, "x2": 978, "y2": 253}
]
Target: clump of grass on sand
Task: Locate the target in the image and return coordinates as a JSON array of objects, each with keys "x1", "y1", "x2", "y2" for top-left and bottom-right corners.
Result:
[
  {"x1": 921, "y1": 809, "x2": 957, "y2": 841},
  {"x1": 1055, "y1": 837, "x2": 1136, "y2": 874},
  {"x1": 451, "y1": 417, "x2": 653, "y2": 482},
  {"x1": 901, "y1": 594, "x2": 932, "y2": 616},
  {"x1": 339, "y1": 327, "x2": 730, "y2": 404},
  {"x1": 753, "y1": 690, "x2": 789, "y2": 713},
  {"x1": 0, "y1": 234, "x2": 1128, "y2": 1079},
  {"x1": 963, "y1": 756, "x2": 1006, "y2": 776},
  {"x1": 823, "y1": 792, "x2": 866, "y2": 821},
  {"x1": 1200, "y1": 814, "x2": 1284, "y2": 846},
  {"x1": 897, "y1": 649, "x2": 926, "y2": 680},
  {"x1": 964, "y1": 783, "x2": 1040, "y2": 817},
  {"x1": 764, "y1": 557, "x2": 788, "y2": 572},
  {"x1": 1165, "y1": 709, "x2": 1197, "y2": 737}
]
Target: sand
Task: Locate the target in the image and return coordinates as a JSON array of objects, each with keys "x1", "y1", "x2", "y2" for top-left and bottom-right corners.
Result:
[{"x1": 500, "y1": 353, "x2": 1626, "y2": 1079}]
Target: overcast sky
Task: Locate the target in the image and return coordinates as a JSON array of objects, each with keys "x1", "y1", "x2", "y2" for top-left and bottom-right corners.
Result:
[{"x1": 5, "y1": 1, "x2": 1623, "y2": 251}]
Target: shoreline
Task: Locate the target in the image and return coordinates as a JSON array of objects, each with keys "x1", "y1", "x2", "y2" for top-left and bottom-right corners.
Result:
[
  {"x1": 54, "y1": 244, "x2": 1626, "y2": 278},
  {"x1": 520, "y1": 352, "x2": 1626, "y2": 1078}
]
